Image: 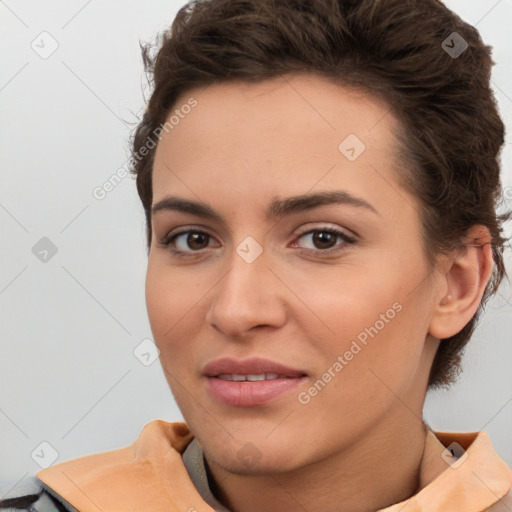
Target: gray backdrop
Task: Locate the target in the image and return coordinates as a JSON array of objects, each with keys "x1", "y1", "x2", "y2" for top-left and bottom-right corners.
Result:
[{"x1": 1, "y1": 0, "x2": 511, "y2": 497}]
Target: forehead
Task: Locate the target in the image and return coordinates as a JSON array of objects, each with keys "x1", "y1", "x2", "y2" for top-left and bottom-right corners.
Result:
[
  {"x1": 151, "y1": 73, "x2": 402, "y2": 205},
  {"x1": 163, "y1": 73, "x2": 395, "y2": 141}
]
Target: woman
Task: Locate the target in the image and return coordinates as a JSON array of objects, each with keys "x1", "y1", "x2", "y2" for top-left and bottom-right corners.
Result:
[{"x1": 2, "y1": 0, "x2": 510, "y2": 510}]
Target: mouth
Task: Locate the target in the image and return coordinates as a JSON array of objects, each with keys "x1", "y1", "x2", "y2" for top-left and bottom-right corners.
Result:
[
  {"x1": 216, "y1": 373, "x2": 299, "y2": 381},
  {"x1": 203, "y1": 357, "x2": 308, "y2": 407}
]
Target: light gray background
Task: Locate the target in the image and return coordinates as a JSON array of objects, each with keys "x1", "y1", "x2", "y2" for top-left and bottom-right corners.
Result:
[{"x1": 1, "y1": 0, "x2": 511, "y2": 498}]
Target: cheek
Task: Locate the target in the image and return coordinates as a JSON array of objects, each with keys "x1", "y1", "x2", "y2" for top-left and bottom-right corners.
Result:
[
  {"x1": 145, "y1": 267, "x2": 196, "y2": 408},
  {"x1": 145, "y1": 259, "x2": 214, "y2": 382},
  {"x1": 283, "y1": 262, "x2": 403, "y2": 347},
  {"x1": 293, "y1": 264, "x2": 429, "y2": 394},
  {"x1": 334, "y1": 304, "x2": 429, "y2": 415},
  {"x1": 145, "y1": 262, "x2": 195, "y2": 349},
  {"x1": 145, "y1": 266, "x2": 173, "y2": 337}
]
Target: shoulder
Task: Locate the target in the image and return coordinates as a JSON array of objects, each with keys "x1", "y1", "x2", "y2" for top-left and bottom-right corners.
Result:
[
  {"x1": 432, "y1": 430, "x2": 512, "y2": 512},
  {"x1": 3, "y1": 420, "x2": 193, "y2": 512},
  {"x1": 0, "y1": 478, "x2": 77, "y2": 512}
]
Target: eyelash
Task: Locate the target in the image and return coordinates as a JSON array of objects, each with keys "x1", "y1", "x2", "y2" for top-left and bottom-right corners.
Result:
[{"x1": 158, "y1": 226, "x2": 356, "y2": 259}]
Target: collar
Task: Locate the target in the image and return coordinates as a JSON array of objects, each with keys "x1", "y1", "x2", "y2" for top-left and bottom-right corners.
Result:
[
  {"x1": 380, "y1": 430, "x2": 512, "y2": 511},
  {"x1": 36, "y1": 420, "x2": 512, "y2": 512}
]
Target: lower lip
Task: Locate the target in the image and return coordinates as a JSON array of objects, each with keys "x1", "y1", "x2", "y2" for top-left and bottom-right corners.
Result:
[{"x1": 205, "y1": 376, "x2": 306, "y2": 407}]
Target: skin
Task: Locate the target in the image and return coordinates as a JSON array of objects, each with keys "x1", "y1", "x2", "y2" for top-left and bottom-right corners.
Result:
[{"x1": 146, "y1": 73, "x2": 493, "y2": 512}]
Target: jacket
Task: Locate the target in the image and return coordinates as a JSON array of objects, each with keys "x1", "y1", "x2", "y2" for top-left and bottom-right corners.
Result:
[{"x1": 1, "y1": 420, "x2": 511, "y2": 511}]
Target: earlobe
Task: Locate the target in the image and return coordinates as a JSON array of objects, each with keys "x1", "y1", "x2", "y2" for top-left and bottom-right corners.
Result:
[{"x1": 428, "y1": 225, "x2": 494, "y2": 340}]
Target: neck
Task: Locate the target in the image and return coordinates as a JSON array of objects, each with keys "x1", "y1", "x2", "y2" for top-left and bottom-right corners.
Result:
[{"x1": 204, "y1": 414, "x2": 430, "y2": 512}]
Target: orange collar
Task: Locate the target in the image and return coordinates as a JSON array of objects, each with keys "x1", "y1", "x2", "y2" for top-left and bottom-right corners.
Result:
[
  {"x1": 380, "y1": 430, "x2": 512, "y2": 511},
  {"x1": 36, "y1": 420, "x2": 512, "y2": 512}
]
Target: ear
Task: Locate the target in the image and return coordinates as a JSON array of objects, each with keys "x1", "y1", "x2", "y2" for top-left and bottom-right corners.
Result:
[{"x1": 428, "y1": 225, "x2": 494, "y2": 340}]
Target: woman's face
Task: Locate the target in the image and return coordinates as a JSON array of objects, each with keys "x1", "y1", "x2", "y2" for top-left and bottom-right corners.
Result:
[{"x1": 146, "y1": 73, "x2": 442, "y2": 474}]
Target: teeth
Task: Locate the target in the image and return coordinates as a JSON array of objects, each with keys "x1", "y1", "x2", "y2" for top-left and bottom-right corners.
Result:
[
  {"x1": 217, "y1": 373, "x2": 281, "y2": 381},
  {"x1": 246, "y1": 374, "x2": 267, "y2": 381}
]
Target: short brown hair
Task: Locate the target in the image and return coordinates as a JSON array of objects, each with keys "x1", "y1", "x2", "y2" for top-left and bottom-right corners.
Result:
[{"x1": 130, "y1": 0, "x2": 510, "y2": 388}]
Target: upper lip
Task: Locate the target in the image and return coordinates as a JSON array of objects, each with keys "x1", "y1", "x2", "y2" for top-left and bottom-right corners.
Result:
[{"x1": 202, "y1": 357, "x2": 307, "y2": 378}]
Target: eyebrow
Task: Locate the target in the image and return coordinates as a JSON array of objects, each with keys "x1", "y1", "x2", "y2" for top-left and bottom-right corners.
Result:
[{"x1": 151, "y1": 190, "x2": 380, "y2": 222}]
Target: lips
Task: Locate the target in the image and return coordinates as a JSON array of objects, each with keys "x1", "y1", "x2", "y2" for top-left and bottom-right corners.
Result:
[
  {"x1": 203, "y1": 357, "x2": 307, "y2": 407},
  {"x1": 202, "y1": 357, "x2": 306, "y2": 378}
]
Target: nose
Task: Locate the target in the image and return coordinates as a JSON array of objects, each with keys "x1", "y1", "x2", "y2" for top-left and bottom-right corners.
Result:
[{"x1": 205, "y1": 245, "x2": 287, "y2": 339}]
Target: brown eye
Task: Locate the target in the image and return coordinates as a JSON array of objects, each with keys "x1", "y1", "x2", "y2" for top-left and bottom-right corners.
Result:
[
  {"x1": 160, "y1": 228, "x2": 219, "y2": 256},
  {"x1": 185, "y1": 232, "x2": 210, "y2": 250},
  {"x1": 311, "y1": 231, "x2": 338, "y2": 250},
  {"x1": 292, "y1": 227, "x2": 356, "y2": 255}
]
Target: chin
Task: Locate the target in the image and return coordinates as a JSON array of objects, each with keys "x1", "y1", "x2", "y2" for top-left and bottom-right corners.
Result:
[{"x1": 205, "y1": 444, "x2": 304, "y2": 476}]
